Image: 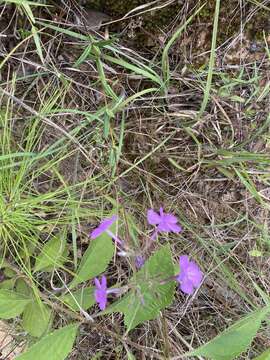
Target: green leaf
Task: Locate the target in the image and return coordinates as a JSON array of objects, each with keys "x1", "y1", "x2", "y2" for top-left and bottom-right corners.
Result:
[
  {"x1": 106, "y1": 245, "x2": 175, "y2": 331},
  {"x1": 253, "y1": 348, "x2": 270, "y2": 360},
  {"x1": 70, "y1": 232, "x2": 114, "y2": 288},
  {"x1": 60, "y1": 286, "x2": 95, "y2": 311},
  {"x1": 22, "y1": 300, "x2": 52, "y2": 337},
  {"x1": 16, "y1": 279, "x2": 31, "y2": 297},
  {"x1": 3, "y1": 267, "x2": 17, "y2": 277},
  {"x1": 34, "y1": 235, "x2": 67, "y2": 272},
  {"x1": 15, "y1": 323, "x2": 78, "y2": 360},
  {"x1": 189, "y1": 307, "x2": 270, "y2": 360},
  {"x1": 0, "y1": 290, "x2": 30, "y2": 319},
  {"x1": 0, "y1": 279, "x2": 15, "y2": 290}
]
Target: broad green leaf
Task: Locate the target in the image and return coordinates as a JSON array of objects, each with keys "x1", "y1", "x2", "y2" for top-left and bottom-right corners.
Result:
[
  {"x1": 0, "y1": 290, "x2": 30, "y2": 319},
  {"x1": 34, "y1": 235, "x2": 67, "y2": 272},
  {"x1": 3, "y1": 267, "x2": 17, "y2": 277},
  {"x1": 189, "y1": 307, "x2": 270, "y2": 360},
  {"x1": 105, "y1": 245, "x2": 175, "y2": 331},
  {"x1": 0, "y1": 279, "x2": 15, "y2": 290},
  {"x1": 15, "y1": 323, "x2": 78, "y2": 360},
  {"x1": 70, "y1": 232, "x2": 114, "y2": 288},
  {"x1": 253, "y1": 348, "x2": 270, "y2": 360},
  {"x1": 16, "y1": 279, "x2": 31, "y2": 297},
  {"x1": 22, "y1": 301, "x2": 52, "y2": 337},
  {"x1": 60, "y1": 286, "x2": 95, "y2": 311}
]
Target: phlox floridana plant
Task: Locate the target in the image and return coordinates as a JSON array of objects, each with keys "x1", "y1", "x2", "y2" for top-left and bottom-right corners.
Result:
[{"x1": 3, "y1": 205, "x2": 269, "y2": 360}]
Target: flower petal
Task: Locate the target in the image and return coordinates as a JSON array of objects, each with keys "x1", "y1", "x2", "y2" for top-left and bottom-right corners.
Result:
[
  {"x1": 103, "y1": 215, "x2": 117, "y2": 228},
  {"x1": 98, "y1": 215, "x2": 117, "y2": 232},
  {"x1": 159, "y1": 207, "x2": 164, "y2": 216},
  {"x1": 90, "y1": 215, "x2": 117, "y2": 239},
  {"x1": 179, "y1": 255, "x2": 189, "y2": 271},
  {"x1": 155, "y1": 212, "x2": 182, "y2": 233},
  {"x1": 135, "y1": 255, "x2": 145, "y2": 269},
  {"x1": 157, "y1": 222, "x2": 171, "y2": 232},
  {"x1": 90, "y1": 227, "x2": 103, "y2": 239},
  {"x1": 187, "y1": 262, "x2": 203, "y2": 287},
  {"x1": 180, "y1": 279, "x2": 194, "y2": 294},
  {"x1": 147, "y1": 209, "x2": 161, "y2": 225},
  {"x1": 94, "y1": 277, "x2": 101, "y2": 289},
  {"x1": 98, "y1": 297, "x2": 107, "y2": 310},
  {"x1": 101, "y1": 275, "x2": 107, "y2": 290},
  {"x1": 94, "y1": 276, "x2": 108, "y2": 310},
  {"x1": 168, "y1": 223, "x2": 182, "y2": 233},
  {"x1": 177, "y1": 271, "x2": 186, "y2": 282},
  {"x1": 94, "y1": 289, "x2": 107, "y2": 310},
  {"x1": 163, "y1": 213, "x2": 178, "y2": 224}
]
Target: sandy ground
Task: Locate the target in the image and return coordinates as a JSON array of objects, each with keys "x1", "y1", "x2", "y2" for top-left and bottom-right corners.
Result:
[{"x1": 0, "y1": 321, "x2": 24, "y2": 360}]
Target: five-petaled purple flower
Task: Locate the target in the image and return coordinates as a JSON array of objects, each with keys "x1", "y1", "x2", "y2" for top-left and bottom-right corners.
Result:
[
  {"x1": 90, "y1": 215, "x2": 122, "y2": 244},
  {"x1": 176, "y1": 255, "x2": 203, "y2": 295},
  {"x1": 147, "y1": 207, "x2": 182, "y2": 239}
]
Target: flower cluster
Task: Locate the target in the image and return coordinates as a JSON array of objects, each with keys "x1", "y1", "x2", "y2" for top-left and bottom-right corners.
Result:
[{"x1": 90, "y1": 208, "x2": 203, "y2": 310}]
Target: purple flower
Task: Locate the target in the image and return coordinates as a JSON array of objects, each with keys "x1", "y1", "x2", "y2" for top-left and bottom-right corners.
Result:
[
  {"x1": 176, "y1": 255, "x2": 203, "y2": 295},
  {"x1": 135, "y1": 255, "x2": 145, "y2": 269},
  {"x1": 90, "y1": 215, "x2": 122, "y2": 244},
  {"x1": 90, "y1": 215, "x2": 117, "y2": 239},
  {"x1": 147, "y1": 207, "x2": 182, "y2": 239},
  {"x1": 94, "y1": 275, "x2": 108, "y2": 310},
  {"x1": 94, "y1": 276, "x2": 123, "y2": 310}
]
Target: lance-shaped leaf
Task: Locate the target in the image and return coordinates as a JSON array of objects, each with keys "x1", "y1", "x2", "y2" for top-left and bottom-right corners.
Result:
[
  {"x1": 15, "y1": 323, "x2": 78, "y2": 360},
  {"x1": 188, "y1": 306, "x2": 270, "y2": 360},
  {"x1": 22, "y1": 300, "x2": 52, "y2": 337},
  {"x1": 70, "y1": 232, "x2": 114, "y2": 288}
]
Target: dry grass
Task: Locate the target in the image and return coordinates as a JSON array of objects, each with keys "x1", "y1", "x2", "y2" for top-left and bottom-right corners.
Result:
[{"x1": 0, "y1": 0, "x2": 270, "y2": 359}]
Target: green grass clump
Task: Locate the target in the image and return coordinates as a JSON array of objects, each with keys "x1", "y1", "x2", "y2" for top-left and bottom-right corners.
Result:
[{"x1": 0, "y1": 95, "x2": 102, "y2": 275}]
